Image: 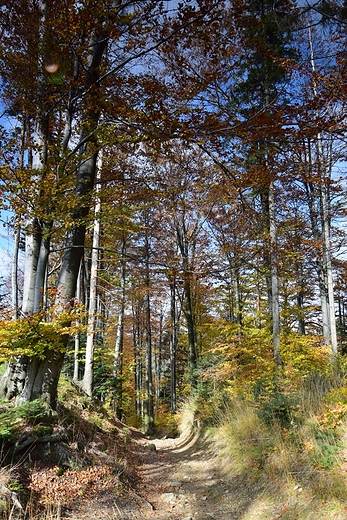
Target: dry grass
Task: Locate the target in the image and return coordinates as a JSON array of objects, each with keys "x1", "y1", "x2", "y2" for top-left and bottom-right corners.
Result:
[{"x1": 211, "y1": 395, "x2": 347, "y2": 519}]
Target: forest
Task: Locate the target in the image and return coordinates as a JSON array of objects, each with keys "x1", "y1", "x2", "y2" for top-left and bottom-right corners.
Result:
[
  {"x1": 4, "y1": 1, "x2": 347, "y2": 517},
  {"x1": 0, "y1": 0, "x2": 347, "y2": 434}
]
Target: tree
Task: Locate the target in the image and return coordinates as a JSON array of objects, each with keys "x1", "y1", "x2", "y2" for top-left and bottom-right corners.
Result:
[
  {"x1": 0, "y1": 0, "x2": 223, "y2": 408},
  {"x1": 0, "y1": 0, "x2": 124, "y2": 406},
  {"x1": 80, "y1": 152, "x2": 102, "y2": 396}
]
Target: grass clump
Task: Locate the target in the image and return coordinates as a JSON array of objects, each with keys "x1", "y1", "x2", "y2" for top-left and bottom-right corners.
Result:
[
  {"x1": 209, "y1": 373, "x2": 347, "y2": 519},
  {"x1": 216, "y1": 400, "x2": 272, "y2": 475}
]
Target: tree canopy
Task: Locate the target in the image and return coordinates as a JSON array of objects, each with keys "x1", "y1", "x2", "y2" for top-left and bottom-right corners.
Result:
[{"x1": 0, "y1": 0, "x2": 347, "y2": 429}]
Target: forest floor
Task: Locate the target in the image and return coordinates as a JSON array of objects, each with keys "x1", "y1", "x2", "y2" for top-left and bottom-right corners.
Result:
[
  {"x1": 62, "y1": 427, "x2": 245, "y2": 520},
  {"x1": 58, "y1": 426, "x2": 297, "y2": 520},
  {"x1": 8, "y1": 397, "x2": 347, "y2": 520}
]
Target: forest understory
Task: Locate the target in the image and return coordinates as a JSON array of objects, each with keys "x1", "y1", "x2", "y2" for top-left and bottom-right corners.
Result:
[
  {"x1": 2, "y1": 2, "x2": 347, "y2": 518},
  {"x1": 2, "y1": 376, "x2": 347, "y2": 520}
]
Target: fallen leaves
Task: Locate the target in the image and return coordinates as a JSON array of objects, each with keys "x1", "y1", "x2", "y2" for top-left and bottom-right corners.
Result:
[{"x1": 29, "y1": 464, "x2": 120, "y2": 508}]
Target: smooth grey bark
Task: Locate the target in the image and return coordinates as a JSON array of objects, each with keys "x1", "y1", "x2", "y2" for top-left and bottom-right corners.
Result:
[
  {"x1": 22, "y1": 117, "x2": 47, "y2": 314},
  {"x1": 317, "y1": 137, "x2": 338, "y2": 354},
  {"x1": 132, "y1": 303, "x2": 143, "y2": 419},
  {"x1": 269, "y1": 181, "x2": 281, "y2": 364},
  {"x1": 2, "y1": 116, "x2": 47, "y2": 402},
  {"x1": 113, "y1": 233, "x2": 126, "y2": 378},
  {"x1": 11, "y1": 226, "x2": 20, "y2": 318},
  {"x1": 21, "y1": 0, "x2": 48, "y2": 315},
  {"x1": 80, "y1": 153, "x2": 102, "y2": 396},
  {"x1": 113, "y1": 233, "x2": 126, "y2": 419},
  {"x1": 301, "y1": 27, "x2": 338, "y2": 353},
  {"x1": 73, "y1": 267, "x2": 82, "y2": 381},
  {"x1": 169, "y1": 278, "x2": 178, "y2": 413},
  {"x1": 155, "y1": 308, "x2": 164, "y2": 410},
  {"x1": 303, "y1": 176, "x2": 330, "y2": 339},
  {"x1": 143, "y1": 231, "x2": 154, "y2": 433},
  {"x1": 33, "y1": 232, "x2": 50, "y2": 312},
  {"x1": 0, "y1": 15, "x2": 110, "y2": 408}
]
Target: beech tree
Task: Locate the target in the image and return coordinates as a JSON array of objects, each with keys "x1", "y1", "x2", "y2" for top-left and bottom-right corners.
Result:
[
  {"x1": 1, "y1": 0, "x2": 347, "y2": 418},
  {"x1": 0, "y1": 0, "x2": 222, "y2": 408}
]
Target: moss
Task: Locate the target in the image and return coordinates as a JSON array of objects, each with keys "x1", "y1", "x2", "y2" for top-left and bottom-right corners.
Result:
[
  {"x1": 0, "y1": 499, "x2": 8, "y2": 514},
  {"x1": 32, "y1": 424, "x2": 53, "y2": 437}
]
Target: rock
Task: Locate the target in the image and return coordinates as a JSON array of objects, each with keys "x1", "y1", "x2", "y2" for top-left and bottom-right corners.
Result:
[
  {"x1": 169, "y1": 481, "x2": 182, "y2": 488},
  {"x1": 145, "y1": 442, "x2": 156, "y2": 451},
  {"x1": 161, "y1": 492, "x2": 177, "y2": 504},
  {"x1": 206, "y1": 479, "x2": 218, "y2": 486}
]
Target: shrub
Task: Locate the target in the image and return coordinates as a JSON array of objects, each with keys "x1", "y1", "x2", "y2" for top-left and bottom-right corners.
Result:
[{"x1": 0, "y1": 400, "x2": 48, "y2": 442}]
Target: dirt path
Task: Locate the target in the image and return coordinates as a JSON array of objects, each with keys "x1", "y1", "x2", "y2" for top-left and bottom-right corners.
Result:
[
  {"x1": 59, "y1": 424, "x2": 347, "y2": 520},
  {"x1": 63, "y1": 427, "x2": 241, "y2": 520},
  {"x1": 112, "y1": 429, "x2": 243, "y2": 520}
]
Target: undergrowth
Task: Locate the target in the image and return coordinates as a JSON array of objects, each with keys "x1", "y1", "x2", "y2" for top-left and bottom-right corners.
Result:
[
  {"x1": 204, "y1": 369, "x2": 347, "y2": 519},
  {"x1": 0, "y1": 378, "x2": 143, "y2": 520}
]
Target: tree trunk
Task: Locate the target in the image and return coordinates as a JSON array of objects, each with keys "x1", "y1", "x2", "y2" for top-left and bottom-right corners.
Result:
[
  {"x1": 318, "y1": 138, "x2": 338, "y2": 355},
  {"x1": 304, "y1": 177, "x2": 330, "y2": 339},
  {"x1": 144, "y1": 232, "x2": 154, "y2": 433},
  {"x1": 297, "y1": 269, "x2": 306, "y2": 336},
  {"x1": 176, "y1": 223, "x2": 197, "y2": 388},
  {"x1": 269, "y1": 181, "x2": 281, "y2": 364},
  {"x1": 2, "y1": 114, "x2": 47, "y2": 402},
  {"x1": 73, "y1": 267, "x2": 82, "y2": 381},
  {"x1": 260, "y1": 184, "x2": 281, "y2": 364},
  {"x1": 0, "y1": 21, "x2": 109, "y2": 408},
  {"x1": 113, "y1": 233, "x2": 126, "y2": 419},
  {"x1": 169, "y1": 278, "x2": 178, "y2": 413},
  {"x1": 132, "y1": 305, "x2": 143, "y2": 419},
  {"x1": 34, "y1": 232, "x2": 50, "y2": 312},
  {"x1": 81, "y1": 153, "x2": 102, "y2": 396},
  {"x1": 308, "y1": 26, "x2": 337, "y2": 354},
  {"x1": 11, "y1": 225, "x2": 20, "y2": 318}
]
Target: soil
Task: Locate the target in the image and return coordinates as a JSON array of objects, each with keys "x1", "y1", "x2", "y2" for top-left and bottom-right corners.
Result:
[
  {"x1": 59, "y1": 427, "x2": 262, "y2": 520},
  {"x1": 12, "y1": 420, "x2": 346, "y2": 519}
]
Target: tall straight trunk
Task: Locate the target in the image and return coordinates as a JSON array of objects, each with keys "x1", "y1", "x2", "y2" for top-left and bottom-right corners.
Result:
[
  {"x1": 11, "y1": 226, "x2": 20, "y2": 318},
  {"x1": 113, "y1": 234, "x2": 126, "y2": 377},
  {"x1": 176, "y1": 223, "x2": 197, "y2": 388},
  {"x1": 21, "y1": 0, "x2": 48, "y2": 315},
  {"x1": 260, "y1": 184, "x2": 281, "y2": 363},
  {"x1": 169, "y1": 278, "x2": 178, "y2": 413},
  {"x1": 297, "y1": 270, "x2": 306, "y2": 336},
  {"x1": 308, "y1": 27, "x2": 337, "y2": 354},
  {"x1": 113, "y1": 233, "x2": 126, "y2": 419},
  {"x1": 132, "y1": 305, "x2": 143, "y2": 419},
  {"x1": 0, "y1": 21, "x2": 110, "y2": 408},
  {"x1": 155, "y1": 308, "x2": 164, "y2": 409},
  {"x1": 144, "y1": 232, "x2": 154, "y2": 433},
  {"x1": 184, "y1": 279, "x2": 197, "y2": 386},
  {"x1": 12, "y1": 117, "x2": 27, "y2": 317},
  {"x1": 2, "y1": 117, "x2": 48, "y2": 402},
  {"x1": 34, "y1": 232, "x2": 50, "y2": 312},
  {"x1": 22, "y1": 117, "x2": 47, "y2": 314},
  {"x1": 260, "y1": 190, "x2": 273, "y2": 322},
  {"x1": 269, "y1": 181, "x2": 281, "y2": 364},
  {"x1": 73, "y1": 266, "x2": 82, "y2": 381},
  {"x1": 320, "y1": 152, "x2": 337, "y2": 354},
  {"x1": 304, "y1": 177, "x2": 330, "y2": 339},
  {"x1": 81, "y1": 152, "x2": 102, "y2": 396}
]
